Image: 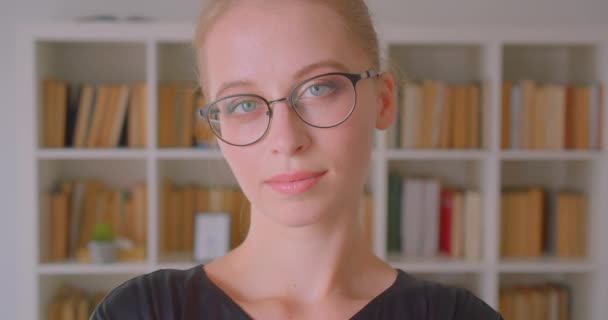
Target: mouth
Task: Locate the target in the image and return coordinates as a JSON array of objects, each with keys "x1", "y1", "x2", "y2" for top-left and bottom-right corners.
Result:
[{"x1": 264, "y1": 171, "x2": 327, "y2": 195}]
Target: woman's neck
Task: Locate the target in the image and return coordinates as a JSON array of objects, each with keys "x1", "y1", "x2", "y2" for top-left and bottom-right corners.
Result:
[{"x1": 224, "y1": 205, "x2": 385, "y2": 302}]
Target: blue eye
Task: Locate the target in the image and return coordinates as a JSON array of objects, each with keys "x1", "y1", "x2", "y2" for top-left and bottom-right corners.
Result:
[
  {"x1": 228, "y1": 100, "x2": 258, "y2": 114},
  {"x1": 305, "y1": 84, "x2": 333, "y2": 97}
]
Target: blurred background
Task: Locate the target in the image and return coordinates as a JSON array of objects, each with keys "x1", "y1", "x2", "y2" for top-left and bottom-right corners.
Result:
[{"x1": 3, "y1": 0, "x2": 608, "y2": 319}]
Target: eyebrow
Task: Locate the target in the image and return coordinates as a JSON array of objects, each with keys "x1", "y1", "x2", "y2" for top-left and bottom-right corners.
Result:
[{"x1": 213, "y1": 60, "x2": 350, "y2": 99}]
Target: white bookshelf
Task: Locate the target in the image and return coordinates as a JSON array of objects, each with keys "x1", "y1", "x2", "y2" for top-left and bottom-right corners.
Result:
[{"x1": 16, "y1": 22, "x2": 608, "y2": 320}]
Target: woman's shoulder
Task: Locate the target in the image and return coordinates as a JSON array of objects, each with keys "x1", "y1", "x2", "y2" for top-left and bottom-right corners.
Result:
[
  {"x1": 90, "y1": 264, "x2": 203, "y2": 320},
  {"x1": 374, "y1": 269, "x2": 503, "y2": 320}
]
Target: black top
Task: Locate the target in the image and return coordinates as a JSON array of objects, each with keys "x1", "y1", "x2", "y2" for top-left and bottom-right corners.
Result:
[{"x1": 90, "y1": 265, "x2": 503, "y2": 319}]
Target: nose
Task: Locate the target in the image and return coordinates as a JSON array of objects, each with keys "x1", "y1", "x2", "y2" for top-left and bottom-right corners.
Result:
[{"x1": 265, "y1": 98, "x2": 312, "y2": 156}]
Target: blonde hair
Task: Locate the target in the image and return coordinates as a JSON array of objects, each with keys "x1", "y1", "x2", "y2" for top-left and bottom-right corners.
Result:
[{"x1": 192, "y1": 0, "x2": 381, "y2": 96}]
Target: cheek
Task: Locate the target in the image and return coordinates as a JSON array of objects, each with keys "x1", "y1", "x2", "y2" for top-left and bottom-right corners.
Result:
[{"x1": 221, "y1": 146, "x2": 260, "y2": 197}]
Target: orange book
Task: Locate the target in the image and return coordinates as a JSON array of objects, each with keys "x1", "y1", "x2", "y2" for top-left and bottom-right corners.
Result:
[
  {"x1": 527, "y1": 187, "x2": 544, "y2": 257},
  {"x1": 452, "y1": 86, "x2": 468, "y2": 149},
  {"x1": 170, "y1": 188, "x2": 184, "y2": 252},
  {"x1": 133, "y1": 184, "x2": 147, "y2": 248},
  {"x1": 575, "y1": 87, "x2": 590, "y2": 149},
  {"x1": 160, "y1": 179, "x2": 173, "y2": 254},
  {"x1": 158, "y1": 83, "x2": 177, "y2": 148},
  {"x1": 439, "y1": 85, "x2": 453, "y2": 149},
  {"x1": 54, "y1": 81, "x2": 68, "y2": 148},
  {"x1": 86, "y1": 86, "x2": 109, "y2": 148},
  {"x1": 107, "y1": 85, "x2": 130, "y2": 147},
  {"x1": 73, "y1": 85, "x2": 95, "y2": 148},
  {"x1": 467, "y1": 84, "x2": 480, "y2": 149},
  {"x1": 97, "y1": 85, "x2": 118, "y2": 147},
  {"x1": 50, "y1": 191, "x2": 69, "y2": 261},
  {"x1": 421, "y1": 80, "x2": 435, "y2": 148},
  {"x1": 138, "y1": 84, "x2": 149, "y2": 148},
  {"x1": 182, "y1": 185, "x2": 196, "y2": 252},
  {"x1": 181, "y1": 84, "x2": 196, "y2": 147}
]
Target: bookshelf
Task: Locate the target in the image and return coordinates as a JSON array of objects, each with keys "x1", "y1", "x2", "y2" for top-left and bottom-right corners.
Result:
[{"x1": 16, "y1": 22, "x2": 608, "y2": 319}]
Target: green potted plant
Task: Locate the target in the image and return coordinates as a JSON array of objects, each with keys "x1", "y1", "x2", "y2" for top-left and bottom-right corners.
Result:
[{"x1": 88, "y1": 223, "x2": 117, "y2": 264}]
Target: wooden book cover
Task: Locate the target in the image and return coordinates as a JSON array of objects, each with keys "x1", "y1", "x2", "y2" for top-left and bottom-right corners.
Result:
[
  {"x1": 430, "y1": 81, "x2": 445, "y2": 148},
  {"x1": 463, "y1": 189, "x2": 481, "y2": 260},
  {"x1": 439, "y1": 84, "x2": 453, "y2": 149},
  {"x1": 108, "y1": 85, "x2": 130, "y2": 147},
  {"x1": 554, "y1": 85, "x2": 567, "y2": 150},
  {"x1": 54, "y1": 81, "x2": 68, "y2": 148},
  {"x1": 409, "y1": 83, "x2": 422, "y2": 149},
  {"x1": 86, "y1": 86, "x2": 109, "y2": 148},
  {"x1": 575, "y1": 87, "x2": 591, "y2": 149},
  {"x1": 160, "y1": 179, "x2": 173, "y2": 254},
  {"x1": 182, "y1": 185, "x2": 196, "y2": 252},
  {"x1": 208, "y1": 188, "x2": 225, "y2": 212},
  {"x1": 77, "y1": 181, "x2": 99, "y2": 250},
  {"x1": 158, "y1": 83, "x2": 177, "y2": 148},
  {"x1": 97, "y1": 85, "x2": 118, "y2": 148},
  {"x1": 421, "y1": 80, "x2": 435, "y2": 148},
  {"x1": 51, "y1": 191, "x2": 69, "y2": 261},
  {"x1": 196, "y1": 186, "x2": 209, "y2": 213},
  {"x1": 467, "y1": 84, "x2": 480, "y2": 149},
  {"x1": 500, "y1": 193, "x2": 510, "y2": 257},
  {"x1": 73, "y1": 85, "x2": 95, "y2": 148},
  {"x1": 564, "y1": 86, "x2": 575, "y2": 149},
  {"x1": 556, "y1": 194, "x2": 575, "y2": 257},
  {"x1": 138, "y1": 84, "x2": 148, "y2": 147},
  {"x1": 42, "y1": 79, "x2": 55, "y2": 148},
  {"x1": 452, "y1": 86, "x2": 468, "y2": 149},
  {"x1": 169, "y1": 188, "x2": 183, "y2": 252},
  {"x1": 528, "y1": 187, "x2": 544, "y2": 257},
  {"x1": 450, "y1": 190, "x2": 464, "y2": 258},
  {"x1": 133, "y1": 184, "x2": 147, "y2": 248},
  {"x1": 534, "y1": 86, "x2": 547, "y2": 150},
  {"x1": 127, "y1": 84, "x2": 140, "y2": 148},
  {"x1": 181, "y1": 84, "x2": 197, "y2": 148}
]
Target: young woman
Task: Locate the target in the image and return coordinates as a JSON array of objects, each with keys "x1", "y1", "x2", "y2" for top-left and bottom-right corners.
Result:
[{"x1": 91, "y1": 1, "x2": 503, "y2": 319}]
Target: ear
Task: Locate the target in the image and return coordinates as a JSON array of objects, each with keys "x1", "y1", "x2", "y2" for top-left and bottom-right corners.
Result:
[{"x1": 375, "y1": 72, "x2": 397, "y2": 130}]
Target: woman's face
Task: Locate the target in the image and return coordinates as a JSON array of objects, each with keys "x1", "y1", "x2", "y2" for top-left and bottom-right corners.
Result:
[{"x1": 199, "y1": 1, "x2": 395, "y2": 228}]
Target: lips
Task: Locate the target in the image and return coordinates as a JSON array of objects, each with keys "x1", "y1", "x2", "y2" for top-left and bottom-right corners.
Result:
[{"x1": 264, "y1": 170, "x2": 327, "y2": 195}]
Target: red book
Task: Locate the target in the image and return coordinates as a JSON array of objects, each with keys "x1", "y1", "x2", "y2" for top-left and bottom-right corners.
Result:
[{"x1": 439, "y1": 188, "x2": 454, "y2": 255}]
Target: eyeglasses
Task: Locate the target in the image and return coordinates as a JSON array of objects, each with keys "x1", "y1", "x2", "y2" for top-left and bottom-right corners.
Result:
[{"x1": 199, "y1": 70, "x2": 380, "y2": 147}]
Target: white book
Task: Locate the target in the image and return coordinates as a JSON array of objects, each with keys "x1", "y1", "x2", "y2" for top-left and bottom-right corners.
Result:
[
  {"x1": 402, "y1": 178, "x2": 423, "y2": 257},
  {"x1": 464, "y1": 190, "x2": 481, "y2": 260},
  {"x1": 422, "y1": 179, "x2": 440, "y2": 257},
  {"x1": 193, "y1": 212, "x2": 231, "y2": 263}
]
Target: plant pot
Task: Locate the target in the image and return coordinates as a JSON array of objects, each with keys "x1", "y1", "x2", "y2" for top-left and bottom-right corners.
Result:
[{"x1": 88, "y1": 241, "x2": 117, "y2": 264}]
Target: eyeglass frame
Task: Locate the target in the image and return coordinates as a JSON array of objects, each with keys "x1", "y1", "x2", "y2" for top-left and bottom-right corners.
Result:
[{"x1": 198, "y1": 69, "x2": 380, "y2": 147}]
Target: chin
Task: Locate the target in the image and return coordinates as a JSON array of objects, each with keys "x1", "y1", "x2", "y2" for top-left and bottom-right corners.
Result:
[{"x1": 263, "y1": 198, "x2": 336, "y2": 228}]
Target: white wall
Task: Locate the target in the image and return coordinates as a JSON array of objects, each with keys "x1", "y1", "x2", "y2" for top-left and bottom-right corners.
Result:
[{"x1": 2, "y1": 0, "x2": 607, "y2": 318}]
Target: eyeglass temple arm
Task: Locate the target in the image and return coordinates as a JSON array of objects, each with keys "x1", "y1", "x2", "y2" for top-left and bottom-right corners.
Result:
[{"x1": 362, "y1": 70, "x2": 379, "y2": 79}]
